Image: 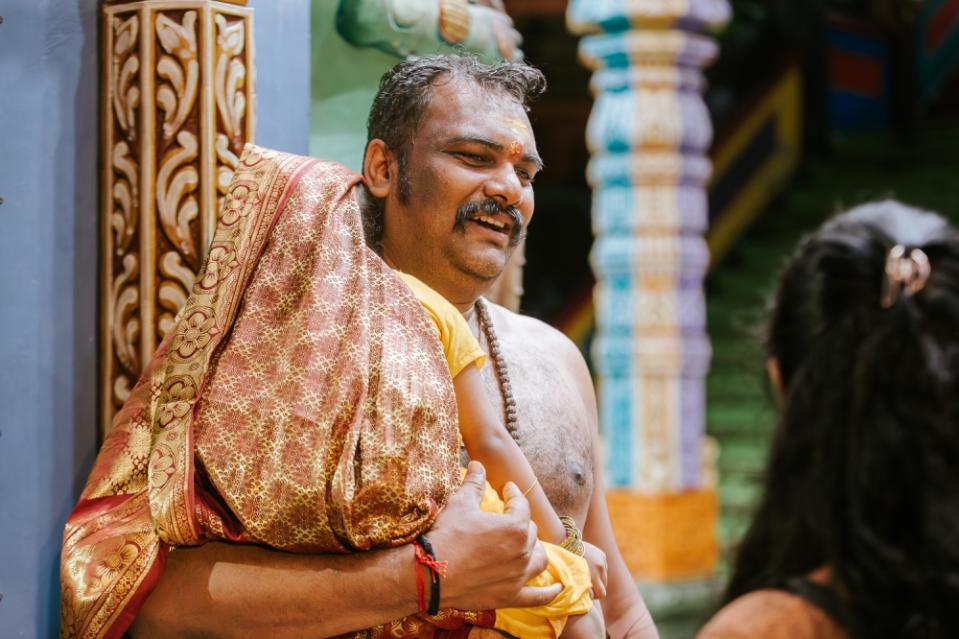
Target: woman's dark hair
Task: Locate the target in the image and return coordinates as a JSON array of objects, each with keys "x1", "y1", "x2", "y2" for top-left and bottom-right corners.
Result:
[
  {"x1": 360, "y1": 54, "x2": 546, "y2": 249},
  {"x1": 724, "y1": 201, "x2": 959, "y2": 637}
]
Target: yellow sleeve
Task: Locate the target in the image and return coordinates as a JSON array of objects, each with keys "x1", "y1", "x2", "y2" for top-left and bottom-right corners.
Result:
[
  {"x1": 396, "y1": 272, "x2": 486, "y2": 377},
  {"x1": 476, "y1": 478, "x2": 593, "y2": 639}
]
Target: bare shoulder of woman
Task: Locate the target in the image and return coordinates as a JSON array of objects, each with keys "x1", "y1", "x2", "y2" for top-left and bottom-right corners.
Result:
[{"x1": 697, "y1": 590, "x2": 848, "y2": 639}]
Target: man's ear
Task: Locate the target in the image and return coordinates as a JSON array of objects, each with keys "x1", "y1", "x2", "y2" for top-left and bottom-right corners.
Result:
[{"x1": 362, "y1": 139, "x2": 394, "y2": 199}]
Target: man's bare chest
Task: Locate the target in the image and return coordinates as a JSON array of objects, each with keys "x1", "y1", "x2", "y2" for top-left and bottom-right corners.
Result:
[{"x1": 475, "y1": 335, "x2": 594, "y2": 523}]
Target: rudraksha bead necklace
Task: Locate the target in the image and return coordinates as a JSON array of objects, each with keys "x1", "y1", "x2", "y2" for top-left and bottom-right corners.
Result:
[{"x1": 474, "y1": 298, "x2": 519, "y2": 440}]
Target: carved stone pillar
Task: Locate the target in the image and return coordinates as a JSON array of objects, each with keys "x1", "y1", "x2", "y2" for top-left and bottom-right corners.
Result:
[
  {"x1": 101, "y1": 0, "x2": 254, "y2": 434},
  {"x1": 568, "y1": 0, "x2": 729, "y2": 592}
]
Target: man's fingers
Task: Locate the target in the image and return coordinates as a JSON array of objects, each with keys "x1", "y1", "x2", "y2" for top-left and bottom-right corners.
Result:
[
  {"x1": 511, "y1": 584, "x2": 562, "y2": 609},
  {"x1": 526, "y1": 520, "x2": 539, "y2": 550},
  {"x1": 501, "y1": 480, "x2": 531, "y2": 522},
  {"x1": 458, "y1": 461, "x2": 488, "y2": 507}
]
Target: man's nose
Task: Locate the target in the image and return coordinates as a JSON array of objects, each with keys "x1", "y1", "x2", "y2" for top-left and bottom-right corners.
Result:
[{"x1": 483, "y1": 163, "x2": 523, "y2": 207}]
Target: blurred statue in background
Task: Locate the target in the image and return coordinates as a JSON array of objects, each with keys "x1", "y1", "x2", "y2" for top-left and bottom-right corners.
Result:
[{"x1": 336, "y1": 0, "x2": 522, "y2": 62}]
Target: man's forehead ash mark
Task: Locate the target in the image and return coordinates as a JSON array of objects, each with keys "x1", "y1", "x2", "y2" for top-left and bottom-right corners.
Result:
[{"x1": 503, "y1": 117, "x2": 529, "y2": 135}]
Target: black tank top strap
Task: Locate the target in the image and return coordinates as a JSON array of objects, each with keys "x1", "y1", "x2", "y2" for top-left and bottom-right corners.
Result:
[{"x1": 781, "y1": 577, "x2": 858, "y2": 637}]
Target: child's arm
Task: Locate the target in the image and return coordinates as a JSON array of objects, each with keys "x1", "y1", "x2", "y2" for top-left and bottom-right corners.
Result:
[{"x1": 453, "y1": 364, "x2": 567, "y2": 545}]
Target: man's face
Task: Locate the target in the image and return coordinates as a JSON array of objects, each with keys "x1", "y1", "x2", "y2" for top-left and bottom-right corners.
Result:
[{"x1": 380, "y1": 78, "x2": 541, "y2": 305}]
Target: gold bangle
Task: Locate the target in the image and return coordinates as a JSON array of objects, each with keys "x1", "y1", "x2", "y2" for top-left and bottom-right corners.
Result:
[
  {"x1": 522, "y1": 477, "x2": 539, "y2": 498},
  {"x1": 559, "y1": 515, "x2": 585, "y2": 557}
]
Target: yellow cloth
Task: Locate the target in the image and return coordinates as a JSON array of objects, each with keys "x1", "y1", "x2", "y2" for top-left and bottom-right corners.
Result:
[
  {"x1": 396, "y1": 272, "x2": 486, "y2": 378},
  {"x1": 478, "y1": 480, "x2": 593, "y2": 638}
]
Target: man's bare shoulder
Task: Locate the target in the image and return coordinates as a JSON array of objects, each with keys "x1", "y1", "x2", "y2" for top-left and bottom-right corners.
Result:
[
  {"x1": 485, "y1": 301, "x2": 588, "y2": 372},
  {"x1": 697, "y1": 590, "x2": 848, "y2": 639}
]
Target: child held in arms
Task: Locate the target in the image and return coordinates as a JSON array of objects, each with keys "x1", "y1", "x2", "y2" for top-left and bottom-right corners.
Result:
[{"x1": 395, "y1": 268, "x2": 606, "y2": 639}]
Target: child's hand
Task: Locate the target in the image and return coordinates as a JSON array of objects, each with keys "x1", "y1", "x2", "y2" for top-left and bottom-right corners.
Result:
[{"x1": 582, "y1": 541, "x2": 608, "y2": 599}]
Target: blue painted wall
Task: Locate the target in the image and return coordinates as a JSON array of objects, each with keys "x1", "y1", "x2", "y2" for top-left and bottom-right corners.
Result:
[
  {"x1": 0, "y1": 1, "x2": 309, "y2": 636},
  {"x1": 254, "y1": 0, "x2": 312, "y2": 155}
]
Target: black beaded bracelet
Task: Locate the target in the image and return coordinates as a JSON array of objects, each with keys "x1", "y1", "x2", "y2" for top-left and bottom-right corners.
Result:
[{"x1": 416, "y1": 534, "x2": 441, "y2": 615}]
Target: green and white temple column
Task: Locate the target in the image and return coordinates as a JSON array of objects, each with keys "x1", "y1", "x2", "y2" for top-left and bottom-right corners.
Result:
[{"x1": 567, "y1": 0, "x2": 730, "y2": 630}]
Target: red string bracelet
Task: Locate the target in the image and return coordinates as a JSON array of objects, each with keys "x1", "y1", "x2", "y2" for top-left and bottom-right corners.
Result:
[
  {"x1": 413, "y1": 542, "x2": 427, "y2": 613},
  {"x1": 413, "y1": 556, "x2": 426, "y2": 612},
  {"x1": 413, "y1": 535, "x2": 447, "y2": 615}
]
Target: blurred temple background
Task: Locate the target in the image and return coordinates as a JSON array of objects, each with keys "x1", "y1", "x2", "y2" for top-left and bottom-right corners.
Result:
[
  {"x1": 3, "y1": 0, "x2": 959, "y2": 635},
  {"x1": 498, "y1": 0, "x2": 959, "y2": 635}
]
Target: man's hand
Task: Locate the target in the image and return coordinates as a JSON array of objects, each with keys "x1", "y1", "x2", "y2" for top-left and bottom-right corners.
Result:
[
  {"x1": 430, "y1": 461, "x2": 561, "y2": 611},
  {"x1": 582, "y1": 541, "x2": 608, "y2": 600}
]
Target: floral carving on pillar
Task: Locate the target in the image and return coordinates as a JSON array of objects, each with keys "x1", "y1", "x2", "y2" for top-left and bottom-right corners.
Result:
[
  {"x1": 106, "y1": 12, "x2": 142, "y2": 408},
  {"x1": 156, "y1": 12, "x2": 199, "y2": 141},
  {"x1": 214, "y1": 13, "x2": 247, "y2": 214},
  {"x1": 156, "y1": 11, "x2": 202, "y2": 337},
  {"x1": 102, "y1": 1, "x2": 254, "y2": 435}
]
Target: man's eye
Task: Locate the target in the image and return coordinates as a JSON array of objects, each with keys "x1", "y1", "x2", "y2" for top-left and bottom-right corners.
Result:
[
  {"x1": 517, "y1": 169, "x2": 534, "y2": 183},
  {"x1": 458, "y1": 153, "x2": 487, "y2": 164}
]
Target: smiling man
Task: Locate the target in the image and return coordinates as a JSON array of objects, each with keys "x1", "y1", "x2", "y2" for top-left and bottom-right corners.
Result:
[
  {"x1": 360, "y1": 67, "x2": 540, "y2": 305},
  {"x1": 353, "y1": 57, "x2": 658, "y2": 638},
  {"x1": 63, "y1": 55, "x2": 657, "y2": 639}
]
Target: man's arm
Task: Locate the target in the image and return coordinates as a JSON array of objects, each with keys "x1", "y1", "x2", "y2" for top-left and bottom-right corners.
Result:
[
  {"x1": 130, "y1": 462, "x2": 561, "y2": 639},
  {"x1": 562, "y1": 341, "x2": 660, "y2": 639},
  {"x1": 130, "y1": 538, "x2": 417, "y2": 639}
]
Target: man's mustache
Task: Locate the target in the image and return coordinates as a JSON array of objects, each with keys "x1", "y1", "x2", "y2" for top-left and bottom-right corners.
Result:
[{"x1": 454, "y1": 199, "x2": 526, "y2": 247}]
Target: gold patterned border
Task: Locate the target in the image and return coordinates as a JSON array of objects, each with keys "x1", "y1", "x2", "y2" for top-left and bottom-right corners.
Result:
[{"x1": 148, "y1": 146, "x2": 312, "y2": 546}]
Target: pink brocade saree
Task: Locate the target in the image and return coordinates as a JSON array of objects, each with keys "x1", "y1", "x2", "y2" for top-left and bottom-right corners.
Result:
[{"x1": 60, "y1": 145, "x2": 495, "y2": 639}]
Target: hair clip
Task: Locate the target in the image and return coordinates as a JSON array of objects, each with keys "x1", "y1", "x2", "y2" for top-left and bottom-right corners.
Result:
[{"x1": 881, "y1": 244, "x2": 931, "y2": 308}]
